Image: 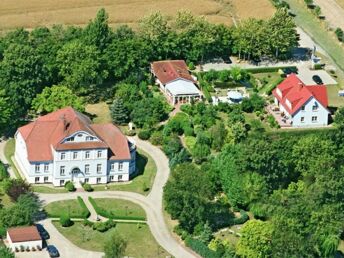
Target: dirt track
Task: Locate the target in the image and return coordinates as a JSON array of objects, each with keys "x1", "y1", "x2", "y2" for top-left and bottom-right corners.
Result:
[{"x1": 314, "y1": 0, "x2": 344, "y2": 29}]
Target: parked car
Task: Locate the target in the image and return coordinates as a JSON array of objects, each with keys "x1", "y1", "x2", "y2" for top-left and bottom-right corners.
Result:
[
  {"x1": 36, "y1": 224, "x2": 50, "y2": 240},
  {"x1": 312, "y1": 75, "x2": 323, "y2": 85},
  {"x1": 47, "y1": 245, "x2": 59, "y2": 257},
  {"x1": 282, "y1": 67, "x2": 298, "y2": 75}
]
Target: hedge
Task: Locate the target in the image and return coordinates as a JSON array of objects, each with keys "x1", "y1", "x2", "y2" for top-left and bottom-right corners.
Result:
[
  {"x1": 185, "y1": 237, "x2": 221, "y2": 258},
  {"x1": 265, "y1": 77, "x2": 284, "y2": 95},
  {"x1": 77, "y1": 196, "x2": 91, "y2": 219},
  {"x1": 88, "y1": 197, "x2": 146, "y2": 221},
  {"x1": 245, "y1": 66, "x2": 297, "y2": 74}
]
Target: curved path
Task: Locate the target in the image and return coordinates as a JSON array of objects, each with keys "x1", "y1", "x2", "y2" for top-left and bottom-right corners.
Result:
[{"x1": 38, "y1": 137, "x2": 198, "y2": 258}]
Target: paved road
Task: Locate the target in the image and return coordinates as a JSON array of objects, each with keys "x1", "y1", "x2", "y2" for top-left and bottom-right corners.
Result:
[
  {"x1": 314, "y1": 0, "x2": 344, "y2": 30},
  {"x1": 0, "y1": 139, "x2": 17, "y2": 178},
  {"x1": 38, "y1": 137, "x2": 198, "y2": 258}
]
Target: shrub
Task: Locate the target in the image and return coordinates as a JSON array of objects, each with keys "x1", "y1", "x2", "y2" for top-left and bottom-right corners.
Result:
[
  {"x1": 246, "y1": 66, "x2": 297, "y2": 74},
  {"x1": 185, "y1": 237, "x2": 221, "y2": 258},
  {"x1": 267, "y1": 115, "x2": 280, "y2": 128},
  {"x1": 83, "y1": 219, "x2": 94, "y2": 227},
  {"x1": 188, "y1": 62, "x2": 195, "y2": 70},
  {"x1": 265, "y1": 77, "x2": 284, "y2": 95},
  {"x1": 64, "y1": 181, "x2": 75, "y2": 192},
  {"x1": 77, "y1": 196, "x2": 91, "y2": 218},
  {"x1": 92, "y1": 220, "x2": 116, "y2": 232},
  {"x1": 233, "y1": 210, "x2": 250, "y2": 225},
  {"x1": 0, "y1": 162, "x2": 8, "y2": 181},
  {"x1": 150, "y1": 130, "x2": 163, "y2": 145},
  {"x1": 313, "y1": 63, "x2": 323, "y2": 70},
  {"x1": 335, "y1": 28, "x2": 344, "y2": 42},
  {"x1": 60, "y1": 214, "x2": 73, "y2": 227},
  {"x1": 125, "y1": 130, "x2": 136, "y2": 136},
  {"x1": 82, "y1": 183, "x2": 93, "y2": 192},
  {"x1": 138, "y1": 130, "x2": 151, "y2": 140}
]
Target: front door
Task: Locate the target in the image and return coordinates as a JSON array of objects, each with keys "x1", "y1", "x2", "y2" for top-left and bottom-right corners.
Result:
[{"x1": 71, "y1": 168, "x2": 83, "y2": 183}]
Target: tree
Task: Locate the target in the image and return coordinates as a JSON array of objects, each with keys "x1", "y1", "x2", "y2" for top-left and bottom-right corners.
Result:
[
  {"x1": 320, "y1": 235, "x2": 340, "y2": 258},
  {"x1": 83, "y1": 8, "x2": 111, "y2": 51},
  {"x1": 0, "y1": 247, "x2": 15, "y2": 258},
  {"x1": 209, "y1": 121, "x2": 227, "y2": 151},
  {"x1": 57, "y1": 40, "x2": 106, "y2": 92},
  {"x1": 0, "y1": 162, "x2": 8, "y2": 181},
  {"x1": 237, "y1": 220, "x2": 273, "y2": 258},
  {"x1": 104, "y1": 232, "x2": 127, "y2": 258},
  {"x1": 334, "y1": 107, "x2": 344, "y2": 127},
  {"x1": 110, "y1": 98, "x2": 129, "y2": 125},
  {"x1": 4, "y1": 179, "x2": 31, "y2": 202},
  {"x1": 32, "y1": 85, "x2": 84, "y2": 114}
]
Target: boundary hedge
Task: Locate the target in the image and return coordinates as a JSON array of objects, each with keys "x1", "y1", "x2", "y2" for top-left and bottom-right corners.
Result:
[
  {"x1": 77, "y1": 196, "x2": 91, "y2": 219},
  {"x1": 185, "y1": 237, "x2": 221, "y2": 258},
  {"x1": 245, "y1": 66, "x2": 297, "y2": 74},
  {"x1": 88, "y1": 197, "x2": 146, "y2": 221}
]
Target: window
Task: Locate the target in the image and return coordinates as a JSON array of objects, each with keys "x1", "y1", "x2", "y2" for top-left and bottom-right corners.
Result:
[
  {"x1": 60, "y1": 152, "x2": 66, "y2": 160},
  {"x1": 110, "y1": 176, "x2": 114, "y2": 181},
  {"x1": 60, "y1": 180, "x2": 65, "y2": 186},
  {"x1": 119, "y1": 162, "x2": 123, "y2": 171},
  {"x1": 97, "y1": 164, "x2": 102, "y2": 174},
  {"x1": 111, "y1": 163, "x2": 115, "y2": 171},
  {"x1": 77, "y1": 134, "x2": 82, "y2": 137},
  {"x1": 35, "y1": 177, "x2": 40, "y2": 183},
  {"x1": 97, "y1": 150, "x2": 102, "y2": 158},
  {"x1": 301, "y1": 105, "x2": 305, "y2": 111},
  {"x1": 97, "y1": 178, "x2": 101, "y2": 184},
  {"x1": 35, "y1": 164, "x2": 40, "y2": 173},
  {"x1": 118, "y1": 175, "x2": 123, "y2": 181},
  {"x1": 60, "y1": 166, "x2": 65, "y2": 176},
  {"x1": 86, "y1": 136, "x2": 93, "y2": 141},
  {"x1": 85, "y1": 151, "x2": 90, "y2": 159},
  {"x1": 73, "y1": 152, "x2": 78, "y2": 159},
  {"x1": 84, "y1": 178, "x2": 89, "y2": 183},
  {"x1": 44, "y1": 164, "x2": 49, "y2": 172},
  {"x1": 44, "y1": 176, "x2": 49, "y2": 183},
  {"x1": 301, "y1": 117, "x2": 305, "y2": 123},
  {"x1": 85, "y1": 164, "x2": 90, "y2": 174},
  {"x1": 66, "y1": 137, "x2": 74, "y2": 142},
  {"x1": 312, "y1": 103, "x2": 319, "y2": 111},
  {"x1": 312, "y1": 116, "x2": 318, "y2": 122}
]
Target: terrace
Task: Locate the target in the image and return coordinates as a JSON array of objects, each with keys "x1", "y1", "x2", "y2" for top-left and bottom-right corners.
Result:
[{"x1": 266, "y1": 104, "x2": 292, "y2": 128}]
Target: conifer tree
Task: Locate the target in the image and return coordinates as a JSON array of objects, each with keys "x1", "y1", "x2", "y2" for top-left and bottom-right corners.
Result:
[{"x1": 110, "y1": 98, "x2": 129, "y2": 125}]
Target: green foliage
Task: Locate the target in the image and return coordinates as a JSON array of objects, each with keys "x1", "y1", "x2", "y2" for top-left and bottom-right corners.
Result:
[
  {"x1": 104, "y1": 232, "x2": 127, "y2": 258},
  {"x1": 241, "y1": 94, "x2": 265, "y2": 113},
  {"x1": 162, "y1": 134, "x2": 183, "y2": 159},
  {"x1": 64, "y1": 181, "x2": 76, "y2": 192},
  {"x1": 0, "y1": 246, "x2": 15, "y2": 258},
  {"x1": 246, "y1": 66, "x2": 297, "y2": 74},
  {"x1": 138, "y1": 130, "x2": 151, "y2": 140},
  {"x1": 77, "y1": 196, "x2": 91, "y2": 218},
  {"x1": 267, "y1": 114, "x2": 280, "y2": 128},
  {"x1": 5, "y1": 179, "x2": 31, "y2": 201},
  {"x1": 32, "y1": 85, "x2": 85, "y2": 113},
  {"x1": 185, "y1": 237, "x2": 221, "y2": 258},
  {"x1": 92, "y1": 220, "x2": 116, "y2": 232},
  {"x1": 149, "y1": 130, "x2": 164, "y2": 145},
  {"x1": 60, "y1": 213, "x2": 73, "y2": 227},
  {"x1": 110, "y1": 98, "x2": 129, "y2": 125},
  {"x1": 335, "y1": 28, "x2": 344, "y2": 42},
  {"x1": 233, "y1": 210, "x2": 249, "y2": 225},
  {"x1": 334, "y1": 107, "x2": 344, "y2": 128},
  {"x1": 0, "y1": 161, "x2": 8, "y2": 181},
  {"x1": 82, "y1": 183, "x2": 93, "y2": 192}
]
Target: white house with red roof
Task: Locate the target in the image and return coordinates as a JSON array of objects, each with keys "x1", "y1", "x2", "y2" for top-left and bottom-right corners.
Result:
[
  {"x1": 151, "y1": 60, "x2": 202, "y2": 105},
  {"x1": 14, "y1": 107, "x2": 136, "y2": 186},
  {"x1": 272, "y1": 74, "x2": 330, "y2": 127}
]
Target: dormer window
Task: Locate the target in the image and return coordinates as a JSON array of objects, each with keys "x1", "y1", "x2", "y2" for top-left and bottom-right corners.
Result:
[
  {"x1": 86, "y1": 136, "x2": 93, "y2": 141},
  {"x1": 66, "y1": 137, "x2": 74, "y2": 142},
  {"x1": 77, "y1": 134, "x2": 82, "y2": 137},
  {"x1": 312, "y1": 102, "x2": 319, "y2": 111}
]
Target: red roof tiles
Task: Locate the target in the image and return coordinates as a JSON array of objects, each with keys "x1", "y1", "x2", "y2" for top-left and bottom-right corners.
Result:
[
  {"x1": 151, "y1": 60, "x2": 195, "y2": 84},
  {"x1": 17, "y1": 107, "x2": 131, "y2": 162},
  {"x1": 272, "y1": 74, "x2": 328, "y2": 116},
  {"x1": 7, "y1": 226, "x2": 41, "y2": 243}
]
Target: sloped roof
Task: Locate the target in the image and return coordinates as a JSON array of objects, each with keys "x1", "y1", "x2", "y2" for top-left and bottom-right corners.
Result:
[
  {"x1": 7, "y1": 226, "x2": 41, "y2": 243},
  {"x1": 165, "y1": 80, "x2": 201, "y2": 96},
  {"x1": 17, "y1": 107, "x2": 131, "y2": 162},
  {"x1": 151, "y1": 60, "x2": 195, "y2": 84},
  {"x1": 272, "y1": 74, "x2": 329, "y2": 116}
]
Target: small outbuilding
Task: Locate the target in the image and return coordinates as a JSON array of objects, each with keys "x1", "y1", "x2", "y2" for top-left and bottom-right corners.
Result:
[{"x1": 7, "y1": 226, "x2": 42, "y2": 252}]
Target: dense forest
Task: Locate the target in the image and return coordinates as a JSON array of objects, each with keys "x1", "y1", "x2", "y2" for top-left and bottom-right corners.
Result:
[{"x1": 0, "y1": 8, "x2": 297, "y2": 135}]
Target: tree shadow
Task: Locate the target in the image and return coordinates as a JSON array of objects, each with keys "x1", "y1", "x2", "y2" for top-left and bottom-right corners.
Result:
[{"x1": 130, "y1": 152, "x2": 148, "y2": 180}]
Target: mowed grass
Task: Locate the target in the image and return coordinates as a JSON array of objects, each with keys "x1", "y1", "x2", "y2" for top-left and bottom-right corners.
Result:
[
  {"x1": 52, "y1": 221, "x2": 170, "y2": 257},
  {"x1": 44, "y1": 199, "x2": 87, "y2": 218},
  {"x1": 93, "y1": 149, "x2": 156, "y2": 195},
  {"x1": 0, "y1": 0, "x2": 275, "y2": 31},
  {"x1": 32, "y1": 185, "x2": 68, "y2": 193},
  {"x1": 4, "y1": 139, "x2": 22, "y2": 179},
  {"x1": 86, "y1": 102, "x2": 112, "y2": 124},
  {"x1": 92, "y1": 198, "x2": 146, "y2": 219}
]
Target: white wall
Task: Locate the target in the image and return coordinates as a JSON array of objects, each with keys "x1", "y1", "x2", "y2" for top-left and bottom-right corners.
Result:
[
  {"x1": 7, "y1": 232, "x2": 42, "y2": 251},
  {"x1": 292, "y1": 97, "x2": 329, "y2": 127}
]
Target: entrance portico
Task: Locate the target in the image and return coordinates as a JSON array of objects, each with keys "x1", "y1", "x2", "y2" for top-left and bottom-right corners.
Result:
[{"x1": 71, "y1": 167, "x2": 84, "y2": 187}]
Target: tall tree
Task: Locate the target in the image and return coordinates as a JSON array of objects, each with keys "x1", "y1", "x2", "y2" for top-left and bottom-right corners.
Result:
[
  {"x1": 110, "y1": 98, "x2": 129, "y2": 125},
  {"x1": 104, "y1": 233, "x2": 127, "y2": 258}
]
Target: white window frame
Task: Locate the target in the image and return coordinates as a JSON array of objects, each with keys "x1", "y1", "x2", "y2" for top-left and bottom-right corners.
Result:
[
  {"x1": 85, "y1": 164, "x2": 90, "y2": 174},
  {"x1": 97, "y1": 164, "x2": 102, "y2": 174},
  {"x1": 44, "y1": 164, "x2": 49, "y2": 172},
  {"x1": 85, "y1": 151, "x2": 90, "y2": 159},
  {"x1": 97, "y1": 150, "x2": 102, "y2": 158},
  {"x1": 111, "y1": 163, "x2": 115, "y2": 171},
  {"x1": 96, "y1": 178, "x2": 101, "y2": 184},
  {"x1": 35, "y1": 177, "x2": 40, "y2": 183},
  {"x1": 301, "y1": 117, "x2": 305, "y2": 123},
  {"x1": 84, "y1": 178, "x2": 89, "y2": 183},
  {"x1": 44, "y1": 176, "x2": 49, "y2": 183},
  {"x1": 60, "y1": 152, "x2": 66, "y2": 160},
  {"x1": 86, "y1": 136, "x2": 93, "y2": 141},
  {"x1": 312, "y1": 116, "x2": 318, "y2": 122},
  {"x1": 118, "y1": 175, "x2": 123, "y2": 181},
  {"x1": 60, "y1": 180, "x2": 65, "y2": 186},
  {"x1": 35, "y1": 164, "x2": 40, "y2": 173},
  {"x1": 110, "y1": 175, "x2": 114, "y2": 181},
  {"x1": 118, "y1": 162, "x2": 123, "y2": 171},
  {"x1": 60, "y1": 166, "x2": 65, "y2": 176},
  {"x1": 73, "y1": 152, "x2": 78, "y2": 160}
]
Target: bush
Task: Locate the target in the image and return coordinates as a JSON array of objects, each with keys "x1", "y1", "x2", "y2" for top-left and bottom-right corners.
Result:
[
  {"x1": 125, "y1": 130, "x2": 136, "y2": 136},
  {"x1": 82, "y1": 219, "x2": 94, "y2": 227},
  {"x1": 185, "y1": 237, "x2": 221, "y2": 258},
  {"x1": 233, "y1": 210, "x2": 249, "y2": 225},
  {"x1": 0, "y1": 162, "x2": 8, "y2": 181},
  {"x1": 60, "y1": 214, "x2": 73, "y2": 227},
  {"x1": 82, "y1": 183, "x2": 93, "y2": 192},
  {"x1": 335, "y1": 28, "x2": 344, "y2": 42},
  {"x1": 77, "y1": 196, "x2": 91, "y2": 218},
  {"x1": 92, "y1": 220, "x2": 116, "y2": 232},
  {"x1": 265, "y1": 77, "x2": 284, "y2": 95},
  {"x1": 138, "y1": 130, "x2": 151, "y2": 140},
  {"x1": 64, "y1": 181, "x2": 75, "y2": 192},
  {"x1": 188, "y1": 62, "x2": 196, "y2": 70},
  {"x1": 246, "y1": 66, "x2": 297, "y2": 74},
  {"x1": 267, "y1": 115, "x2": 280, "y2": 128},
  {"x1": 150, "y1": 130, "x2": 163, "y2": 145}
]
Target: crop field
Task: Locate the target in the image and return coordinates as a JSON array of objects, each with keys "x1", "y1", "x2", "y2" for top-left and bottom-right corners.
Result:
[{"x1": 0, "y1": 0, "x2": 275, "y2": 31}]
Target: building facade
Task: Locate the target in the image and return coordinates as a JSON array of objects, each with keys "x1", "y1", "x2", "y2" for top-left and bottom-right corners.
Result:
[
  {"x1": 7, "y1": 226, "x2": 42, "y2": 251},
  {"x1": 272, "y1": 74, "x2": 330, "y2": 127},
  {"x1": 15, "y1": 107, "x2": 136, "y2": 186},
  {"x1": 151, "y1": 60, "x2": 202, "y2": 105}
]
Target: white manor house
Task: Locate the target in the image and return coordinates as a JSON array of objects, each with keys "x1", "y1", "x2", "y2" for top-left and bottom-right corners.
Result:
[{"x1": 14, "y1": 107, "x2": 136, "y2": 186}]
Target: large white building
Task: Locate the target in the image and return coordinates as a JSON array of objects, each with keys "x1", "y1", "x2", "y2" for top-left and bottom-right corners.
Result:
[
  {"x1": 151, "y1": 60, "x2": 202, "y2": 105},
  {"x1": 272, "y1": 74, "x2": 330, "y2": 127},
  {"x1": 14, "y1": 107, "x2": 136, "y2": 186}
]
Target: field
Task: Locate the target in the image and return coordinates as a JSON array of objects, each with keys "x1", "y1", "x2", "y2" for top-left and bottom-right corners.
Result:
[
  {"x1": 52, "y1": 221, "x2": 170, "y2": 257},
  {"x1": 0, "y1": 0, "x2": 275, "y2": 31},
  {"x1": 336, "y1": 0, "x2": 344, "y2": 9}
]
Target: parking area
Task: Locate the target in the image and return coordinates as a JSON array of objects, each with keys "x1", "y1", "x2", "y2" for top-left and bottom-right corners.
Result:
[{"x1": 297, "y1": 68, "x2": 338, "y2": 85}]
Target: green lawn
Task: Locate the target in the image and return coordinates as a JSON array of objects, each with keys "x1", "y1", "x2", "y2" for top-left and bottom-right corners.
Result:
[
  {"x1": 252, "y1": 72, "x2": 282, "y2": 94},
  {"x1": 52, "y1": 221, "x2": 170, "y2": 257},
  {"x1": 93, "y1": 149, "x2": 156, "y2": 195},
  {"x1": 4, "y1": 139, "x2": 22, "y2": 179},
  {"x1": 85, "y1": 102, "x2": 112, "y2": 124},
  {"x1": 92, "y1": 198, "x2": 146, "y2": 219},
  {"x1": 44, "y1": 199, "x2": 88, "y2": 218},
  {"x1": 327, "y1": 85, "x2": 344, "y2": 108},
  {"x1": 32, "y1": 185, "x2": 68, "y2": 193},
  {"x1": 285, "y1": 0, "x2": 344, "y2": 73}
]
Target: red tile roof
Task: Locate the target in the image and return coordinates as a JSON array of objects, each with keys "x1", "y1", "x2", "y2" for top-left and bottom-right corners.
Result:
[
  {"x1": 272, "y1": 74, "x2": 328, "y2": 116},
  {"x1": 151, "y1": 60, "x2": 195, "y2": 84},
  {"x1": 17, "y1": 107, "x2": 131, "y2": 162},
  {"x1": 7, "y1": 226, "x2": 41, "y2": 243}
]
